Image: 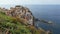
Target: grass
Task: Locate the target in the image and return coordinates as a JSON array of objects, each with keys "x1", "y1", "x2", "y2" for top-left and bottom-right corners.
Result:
[{"x1": 0, "y1": 11, "x2": 46, "y2": 34}]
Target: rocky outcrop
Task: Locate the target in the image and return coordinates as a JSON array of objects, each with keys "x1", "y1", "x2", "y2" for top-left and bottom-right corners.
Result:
[{"x1": 0, "y1": 5, "x2": 34, "y2": 26}]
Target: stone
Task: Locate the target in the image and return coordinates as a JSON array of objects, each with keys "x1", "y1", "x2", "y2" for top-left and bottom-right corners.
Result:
[{"x1": 0, "y1": 5, "x2": 34, "y2": 26}]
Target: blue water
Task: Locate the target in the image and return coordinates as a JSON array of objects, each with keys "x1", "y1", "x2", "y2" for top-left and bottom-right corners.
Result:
[
  {"x1": 0, "y1": 5, "x2": 60, "y2": 34},
  {"x1": 26, "y1": 5, "x2": 60, "y2": 34}
]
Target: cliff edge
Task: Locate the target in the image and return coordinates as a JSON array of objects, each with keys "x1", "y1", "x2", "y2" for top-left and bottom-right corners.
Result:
[{"x1": 0, "y1": 5, "x2": 47, "y2": 34}]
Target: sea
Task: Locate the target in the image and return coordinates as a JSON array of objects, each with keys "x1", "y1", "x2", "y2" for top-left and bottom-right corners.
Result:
[{"x1": 0, "y1": 5, "x2": 60, "y2": 34}]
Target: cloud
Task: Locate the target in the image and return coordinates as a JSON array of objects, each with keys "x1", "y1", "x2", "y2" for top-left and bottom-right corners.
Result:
[
  {"x1": 0, "y1": 0, "x2": 60, "y2": 5},
  {"x1": 41, "y1": 0, "x2": 60, "y2": 4},
  {"x1": 0, "y1": 0, "x2": 41, "y2": 5},
  {"x1": 0, "y1": 0, "x2": 20, "y2": 4}
]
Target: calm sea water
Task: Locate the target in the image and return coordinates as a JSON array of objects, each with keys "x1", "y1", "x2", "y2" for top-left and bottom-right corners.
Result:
[
  {"x1": 0, "y1": 5, "x2": 60, "y2": 34},
  {"x1": 26, "y1": 5, "x2": 60, "y2": 34}
]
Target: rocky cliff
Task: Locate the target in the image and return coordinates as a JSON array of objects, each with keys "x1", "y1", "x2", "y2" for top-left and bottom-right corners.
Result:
[
  {"x1": 0, "y1": 5, "x2": 34, "y2": 26},
  {"x1": 0, "y1": 5, "x2": 47, "y2": 34}
]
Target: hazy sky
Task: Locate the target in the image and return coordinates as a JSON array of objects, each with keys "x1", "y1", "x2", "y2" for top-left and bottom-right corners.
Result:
[{"x1": 0, "y1": 0, "x2": 60, "y2": 5}]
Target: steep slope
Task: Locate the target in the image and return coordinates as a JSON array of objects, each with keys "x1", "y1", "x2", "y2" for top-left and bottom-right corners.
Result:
[
  {"x1": 0, "y1": 5, "x2": 48, "y2": 34},
  {"x1": 0, "y1": 12, "x2": 45, "y2": 34},
  {"x1": 0, "y1": 11, "x2": 33, "y2": 34},
  {"x1": 0, "y1": 11, "x2": 46, "y2": 34}
]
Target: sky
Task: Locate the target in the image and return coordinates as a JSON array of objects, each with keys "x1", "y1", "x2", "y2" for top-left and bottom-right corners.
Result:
[{"x1": 0, "y1": 0, "x2": 60, "y2": 5}]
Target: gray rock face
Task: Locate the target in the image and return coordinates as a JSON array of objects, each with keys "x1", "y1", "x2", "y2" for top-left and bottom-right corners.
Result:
[{"x1": 0, "y1": 5, "x2": 34, "y2": 25}]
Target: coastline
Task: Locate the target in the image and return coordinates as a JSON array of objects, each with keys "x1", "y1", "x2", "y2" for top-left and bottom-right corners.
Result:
[{"x1": 0, "y1": 5, "x2": 51, "y2": 34}]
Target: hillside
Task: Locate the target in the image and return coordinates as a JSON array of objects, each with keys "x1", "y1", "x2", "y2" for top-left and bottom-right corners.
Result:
[
  {"x1": 0, "y1": 12, "x2": 47, "y2": 34},
  {"x1": 0, "y1": 11, "x2": 47, "y2": 34},
  {"x1": 0, "y1": 11, "x2": 32, "y2": 34},
  {"x1": 0, "y1": 5, "x2": 48, "y2": 34}
]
